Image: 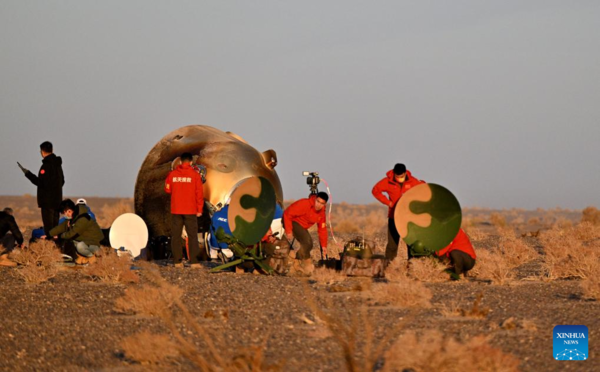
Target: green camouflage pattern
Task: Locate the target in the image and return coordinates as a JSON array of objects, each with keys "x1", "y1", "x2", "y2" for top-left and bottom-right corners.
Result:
[
  {"x1": 394, "y1": 183, "x2": 461, "y2": 255},
  {"x1": 227, "y1": 176, "x2": 276, "y2": 245}
]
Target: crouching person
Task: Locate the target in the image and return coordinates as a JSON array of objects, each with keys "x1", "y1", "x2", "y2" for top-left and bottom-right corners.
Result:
[
  {"x1": 283, "y1": 192, "x2": 329, "y2": 275},
  {"x1": 47, "y1": 199, "x2": 104, "y2": 265},
  {"x1": 0, "y1": 208, "x2": 24, "y2": 267},
  {"x1": 435, "y1": 228, "x2": 476, "y2": 280}
]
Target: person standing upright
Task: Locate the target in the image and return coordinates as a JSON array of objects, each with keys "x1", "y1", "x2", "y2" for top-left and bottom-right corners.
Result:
[
  {"x1": 19, "y1": 141, "x2": 65, "y2": 236},
  {"x1": 165, "y1": 152, "x2": 204, "y2": 268},
  {"x1": 372, "y1": 163, "x2": 424, "y2": 261}
]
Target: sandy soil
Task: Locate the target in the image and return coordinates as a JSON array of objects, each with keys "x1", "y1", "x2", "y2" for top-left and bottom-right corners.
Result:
[{"x1": 1, "y1": 249, "x2": 598, "y2": 372}]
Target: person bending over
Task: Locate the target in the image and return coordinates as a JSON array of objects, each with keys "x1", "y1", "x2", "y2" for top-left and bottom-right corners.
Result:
[
  {"x1": 435, "y1": 228, "x2": 476, "y2": 280},
  {"x1": 0, "y1": 208, "x2": 24, "y2": 267},
  {"x1": 283, "y1": 191, "x2": 328, "y2": 275}
]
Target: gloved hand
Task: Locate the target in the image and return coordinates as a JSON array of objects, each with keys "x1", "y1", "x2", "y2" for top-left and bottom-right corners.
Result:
[{"x1": 17, "y1": 162, "x2": 29, "y2": 175}]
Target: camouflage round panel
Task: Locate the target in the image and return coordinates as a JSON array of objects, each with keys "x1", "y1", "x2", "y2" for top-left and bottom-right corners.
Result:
[
  {"x1": 227, "y1": 176, "x2": 276, "y2": 245},
  {"x1": 394, "y1": 183, "x2": 461, "y2": 255}
]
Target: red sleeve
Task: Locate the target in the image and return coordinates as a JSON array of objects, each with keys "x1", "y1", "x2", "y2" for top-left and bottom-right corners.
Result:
[
  {"x1": 372, "y1": 178, "x2": 391, "y2": 206},
  {"x1": 436, "y1": 242, "x2": 451, "y2": 257},
  {"x1": 195, "y1": 174, "x2": 204, "y2": 214},
  {"x1": 317, "y1": 212, "x2": 328, "y2": 248},
  {"x1": 164, "y1": 171, "x2": 173, "y2": 194},
  {"x1": 283, "y1": 199, "x2": 304, "y2": 234}
]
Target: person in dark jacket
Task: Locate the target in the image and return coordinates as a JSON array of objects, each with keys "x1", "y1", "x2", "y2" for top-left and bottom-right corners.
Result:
[
  {"x1": 0, "y1": 208, "x2": 24, "y2": 267},
  {"x1": 165, "y1": 152, "x2": 204, "y2": 268},
  {"x1": 372, "y1": 163, "x2": 425, "y2": 261},
  {"x1": 46, "y1": 199, "x2": 104, "y2": 265},
  {"x1": 19, "y1": 141, "x2": 65, "y2": 236}
]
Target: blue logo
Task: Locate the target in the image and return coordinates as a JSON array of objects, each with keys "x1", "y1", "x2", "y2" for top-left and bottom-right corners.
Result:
[{"x1": 553, "y1": 325, "x2": 588, "y2": 361}]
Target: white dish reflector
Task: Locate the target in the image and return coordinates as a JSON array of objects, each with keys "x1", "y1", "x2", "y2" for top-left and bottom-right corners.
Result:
[{"x1": 109, "y1": 213, "x2": 149, "y2": 258}]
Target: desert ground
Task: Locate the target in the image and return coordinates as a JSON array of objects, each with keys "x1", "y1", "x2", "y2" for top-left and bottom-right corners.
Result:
[{"x1": 0, "y1": 196, "x2": 599, "y2": 372}]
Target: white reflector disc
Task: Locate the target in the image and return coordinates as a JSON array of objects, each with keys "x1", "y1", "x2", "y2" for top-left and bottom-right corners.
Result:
[{"x1": 109, "y1": 213, "x2": 148, "y2": 258}]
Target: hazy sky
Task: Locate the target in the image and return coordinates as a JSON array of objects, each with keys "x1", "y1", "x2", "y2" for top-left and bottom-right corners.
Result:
[{"x1": 1, "y1": 1, "x2": 599, "y2": 209}]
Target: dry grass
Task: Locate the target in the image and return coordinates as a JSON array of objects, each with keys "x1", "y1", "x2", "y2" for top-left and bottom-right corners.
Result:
[
  {"x1": 384, "y1": 256, "x2": 408, "y2": 281},
  {"x1": 496, "y1": 229, "x2": 538, "y2": 267},
  {"x1": 408, "y1": 257, "x2": 451, "y2": 282},
  {"x1": 473, "y1": 250, "x2": 515, "y2": 285},
  {"x1": 582, "y1": 206, "x2": 600, "y2": 226},
  {"x1": 473, "y1": 230, "x2": 538, "y2": 285},
  {"x1": 97, "y1": 199, "x2": 134, "y2": 228},
  {"x1": 539, "y1": 224, "x2": 600, "y2": 280},
  {"x1": 571, "y1": 221, "x2": 600, "y2": 241},
  {"x1": 10, "y1": 240, "x2": 63, "y2": 284},
  {"x1": 115, "y1": 262, "x2": 277, "y2": 371},
  {"x1": 382, "y1": 330, "x2": 520, "y2": 372},
  {"x1": 490, "y1": 212, "x2": 507, "y2": 228},
  {"x1": 311, "y1": 267, "x2": 344, "y2": 284},
  {"x1": 303, "y1": 281, "x2": 416, "y2": 372},
  {"x1": 83, "y1": 247, "x2": 139, "y2": 283},
  {"x1": 581, "y1": 273, "x2": 600, "y2": 300}
]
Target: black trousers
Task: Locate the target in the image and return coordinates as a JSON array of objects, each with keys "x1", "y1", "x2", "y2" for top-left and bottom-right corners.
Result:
[
  {"x1": 0, "y1": 233, "x2": 16, "y2": 256},
  {"x1": 449, "y1": 250, "x2": 476, "y2": 276},
  {"x1": 386, "y1": 218, "x2": 401, "y2": 260},
  {"x1": 171, "y1": 214, "x2": 200, "y2": 264},
  {"x1": 41, "y1": 208, "x2": 59, "y2": 236},
  {"x1": 291, "y1": 221, "x2": 313, "y2": 260},
  {"x1": 386, "y1": 218, "x2": 416, "y2": 261}
]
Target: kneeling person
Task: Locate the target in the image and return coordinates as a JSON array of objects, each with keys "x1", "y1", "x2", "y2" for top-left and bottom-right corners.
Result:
[
  {"x1": 435, "y1": 228, "x2": 476, "y2": 280},
  {"x1": 48, "y1": 199, "x2": 104, "y2": 265},
  {"x1": 0, "y1": 208, "x2": 24, "y2": 267},
  {"x1": 283, "y1": 192, "x2": 328, "y2": 274}
]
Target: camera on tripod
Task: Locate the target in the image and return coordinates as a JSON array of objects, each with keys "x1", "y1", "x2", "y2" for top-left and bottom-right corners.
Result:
[{"x1": 302, "y1": 171, "x2": 320, "y2": 195}]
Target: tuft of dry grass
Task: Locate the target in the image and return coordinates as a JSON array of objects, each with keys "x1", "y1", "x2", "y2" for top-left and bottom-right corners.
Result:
[
  {"x1": 490, "y1": 212, "x2": 507, "y2": 228},
  {"x1": 302, "y1": 281, "x2": 416, "y2": 372},
  {"x1": 115, "y1": 263, "x2": 277, "y2": 371},
  {"x1": 539, "y1": 224, "x2": 600, "y2": 280},
  {"x1": 10, "y1": 240, "x2": 63, "y2": 284},
  {"x1": 83, "y1": 247, "x2": 139, "y2": 283},
  {"x1": 384, "y1": 256, "x2": 408, "y2": 281},
  {"x1": 473, "y1": 230, "x2": 538, "y2": 285},
  {"x1": 382, "y1": 330, "x2": 520, "y2": 372},
  {"x1": 311, "y1": 267, "x2": 345, "y2": 284},
  {"x1": 581, "y1": 273, "x2": 600, "y2": 300},
  {"x1": 572, "y1": 221, "x2": 600, "y2": 241},
  {"x1": 97, "y1": 199, "x2": 134, "y2": 228},
  {"x1": 496, "y1": 229, "x2": 539, "y2": 267},
  {"x1": 407, "y1": 257, "x2": 451, "y2": 282},
  {"x1": 581, "y1": 206, "x2": 600, "y2": 226},
  {"x1": 473, "y1": 250, "x2": 515, "y2": 285},
  {"x1": 580, "y1": 242, "x2": 600, "y2": 299},
  {"x1": 464, "y1": 227, "x2": 488, "y2": 242}
]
